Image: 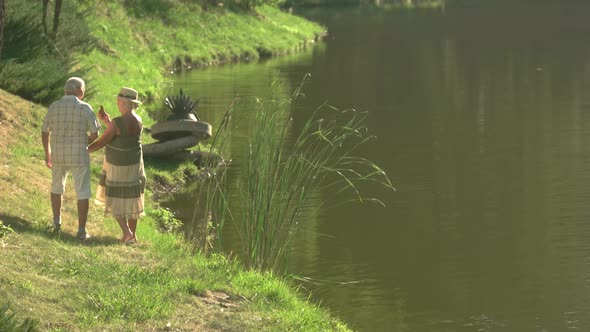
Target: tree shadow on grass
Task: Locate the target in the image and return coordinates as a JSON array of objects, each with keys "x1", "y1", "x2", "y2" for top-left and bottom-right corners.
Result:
[
  {"x1": 1, "y1": 3, "x2": 96, "y2": 105},
  {"x1": 0, "y1": 213, "x2": 124, "y2": 247}
]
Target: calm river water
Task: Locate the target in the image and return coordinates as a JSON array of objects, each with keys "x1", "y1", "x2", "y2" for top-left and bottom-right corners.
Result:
[{"x1": 163, "y1": 3, "x2": 590, "y2": 331}]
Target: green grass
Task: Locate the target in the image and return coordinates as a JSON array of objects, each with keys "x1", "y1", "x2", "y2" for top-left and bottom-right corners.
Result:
[
  {"x1": 0, "y1": 90, "x2": 350, "y2": 331},
  {"x1": 0, "y1": 0, "x2": 325, "y2": 128},
  {"x1": 0, "y1": 303, "x2": 39, "y2": 332},
  {"x1": 79, "y1": 0, "x2": 324, "y2": 127},
  {"x1": 0, "y1": 1, "x2": 350, "y2": 329},
  {"x1": 0, "y1": 220, "x2": 14, "y2": 238}
]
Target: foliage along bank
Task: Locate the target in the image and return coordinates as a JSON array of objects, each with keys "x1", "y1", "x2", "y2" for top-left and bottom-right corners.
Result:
[
  {"x1": 0, "y1": 88, "x2": 349, "y2": 330},
  {"x1": 0, "y1": 0, "x2": 325, "y2": 125}
]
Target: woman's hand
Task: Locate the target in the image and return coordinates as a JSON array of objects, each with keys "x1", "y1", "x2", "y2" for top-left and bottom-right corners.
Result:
[{"x1": 98, "y1": 105, "x2": 111, "y2": 124}]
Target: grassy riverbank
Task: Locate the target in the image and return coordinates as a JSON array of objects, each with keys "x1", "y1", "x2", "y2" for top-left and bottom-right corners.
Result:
[
  {"x1": 0, "y1": 89, "x2": 350, "y2": 330},
  {"x1": 0, "y1": 0, "x2": 348, "y2": 330},
  {"x1": 1, "y1": 0, "x2": 325, "y2": 127}
]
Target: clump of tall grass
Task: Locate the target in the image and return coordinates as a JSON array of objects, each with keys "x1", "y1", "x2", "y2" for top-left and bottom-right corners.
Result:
[
  {"x1": 0, "y1": 220, "x2": 14, "y2": 239},
  {"x1": 197, "y1": 76, "x2": 393, "y2": 271},
  {"x1": 0, "y1": 303, "x2": 39, "y2": 332}
]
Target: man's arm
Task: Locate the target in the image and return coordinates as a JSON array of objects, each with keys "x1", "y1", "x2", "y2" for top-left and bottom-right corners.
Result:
[
  {"x1": 86, "y1": 106, "x2": 101, "y2": 145},
  {"x1": 42, "y1": 131, "x2": 52, "y2": 168}
]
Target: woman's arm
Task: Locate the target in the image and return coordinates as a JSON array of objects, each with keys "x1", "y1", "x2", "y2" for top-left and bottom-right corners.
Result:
[{"x1": 88, "y1": 120, "x2": 116, "y2": 153}]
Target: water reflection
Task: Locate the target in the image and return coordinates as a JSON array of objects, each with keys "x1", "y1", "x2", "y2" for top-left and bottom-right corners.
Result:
[{"x1": 164, "y1": 3, "x2": 590, "y2": 331}]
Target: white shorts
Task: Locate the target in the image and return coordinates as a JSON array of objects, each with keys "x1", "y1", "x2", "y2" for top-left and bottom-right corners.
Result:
[{"x1": 51, "y1": 165, "x2": 92, "y2": 200}]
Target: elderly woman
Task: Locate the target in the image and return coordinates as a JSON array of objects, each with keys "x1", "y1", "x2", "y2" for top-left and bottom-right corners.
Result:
[{"x1": 88, "y1": 87, "x2": 146, "y2": 244}]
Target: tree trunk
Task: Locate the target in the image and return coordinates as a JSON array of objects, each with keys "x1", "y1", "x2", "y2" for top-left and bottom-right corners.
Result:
[
  {"x1": 0, "y1": 0, "x2": 5, "y2": 61},
  {"x1": 42, "y1": 0, "x2": 49, "y2": 34},
  {"x1": 53, "y1": 0, "x2": 62, "y2": 34}
]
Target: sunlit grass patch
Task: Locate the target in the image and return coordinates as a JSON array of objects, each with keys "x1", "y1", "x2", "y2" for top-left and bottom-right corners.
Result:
[{"x1": 82, "y1": 265, "x2": 176, "y2": 325}]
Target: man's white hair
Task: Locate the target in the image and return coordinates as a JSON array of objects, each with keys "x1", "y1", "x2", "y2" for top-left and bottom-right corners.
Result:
[{"x1": 64, "y1": 77, "x2": 85, "y2": 95}]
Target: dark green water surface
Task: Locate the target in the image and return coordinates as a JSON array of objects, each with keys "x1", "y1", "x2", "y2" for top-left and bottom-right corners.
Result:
[{"x1": 165, "y1": 3, "x2": 590, "y2": 331}]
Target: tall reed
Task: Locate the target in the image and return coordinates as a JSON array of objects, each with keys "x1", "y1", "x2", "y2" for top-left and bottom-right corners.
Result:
[{"x1": 197, "y1": 76, "x2": 393, "y2": 272}]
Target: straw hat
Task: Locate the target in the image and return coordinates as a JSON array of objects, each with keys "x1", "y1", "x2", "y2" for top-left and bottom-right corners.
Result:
[{"x1": 116, "y1": 87, "x2": 142, "y2": 104}]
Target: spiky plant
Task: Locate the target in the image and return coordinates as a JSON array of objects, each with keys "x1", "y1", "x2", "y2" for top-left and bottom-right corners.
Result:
[{"x1": 164, "y1": 89, "x2": 200, "y2": 121}]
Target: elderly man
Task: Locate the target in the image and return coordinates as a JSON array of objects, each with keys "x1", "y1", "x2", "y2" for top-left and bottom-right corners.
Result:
[{"x1": 42, "y1": 77, "x2": 100, "y2": 240}]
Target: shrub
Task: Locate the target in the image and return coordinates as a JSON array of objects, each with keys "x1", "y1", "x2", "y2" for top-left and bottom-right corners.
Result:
[
  {"x1": 149, "y1": 207, "x2": 183, "y2": 233},
  {"x1": 0, "y1": 220, "x2": 14, "y2": 239}
]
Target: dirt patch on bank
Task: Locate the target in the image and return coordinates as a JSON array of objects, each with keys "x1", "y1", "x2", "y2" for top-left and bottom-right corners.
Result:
[{"x1": 198, "y1": 290, "x2": 241, "y2": 309}]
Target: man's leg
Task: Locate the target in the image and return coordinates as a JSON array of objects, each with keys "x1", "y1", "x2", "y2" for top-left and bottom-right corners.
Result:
[
  {"x1": 76, "y1": 198, "x2": 90, "y2": 239},
  {"x1": 77, "y1": 199, "x2": 88, "y2": 229},
  {"x1": 51, "y1": 192, "x2": 62, "y2": 228},
  {"x1": 73, "y1": 166, "x2": 92, "y2": 239},
  {"x1": 50, "y1": 165, "x2": 66, "y2": 231}
]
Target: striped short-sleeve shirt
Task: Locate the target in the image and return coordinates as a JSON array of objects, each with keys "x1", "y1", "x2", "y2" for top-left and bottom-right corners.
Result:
[{"x1": 42, "y1": 95, "x2": 101, "y2": 167}]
